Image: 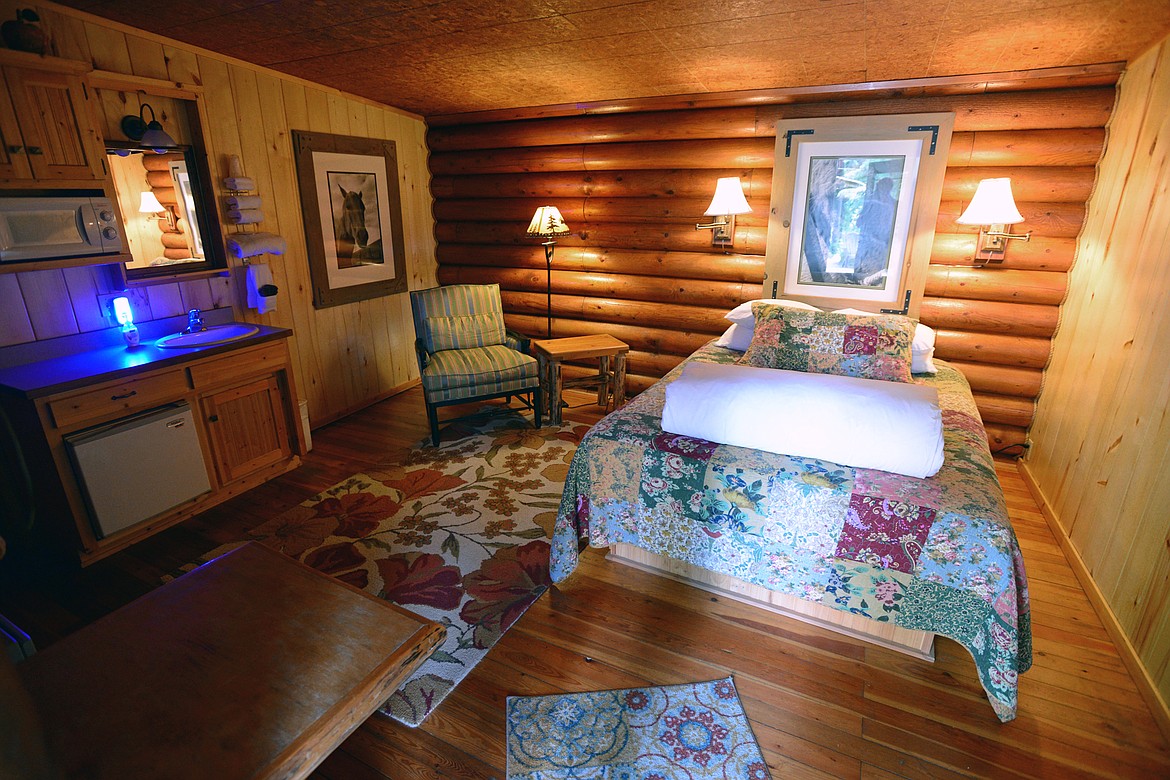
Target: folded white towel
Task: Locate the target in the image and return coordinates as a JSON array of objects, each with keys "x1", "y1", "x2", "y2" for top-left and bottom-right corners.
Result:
[
  {"x1": 226, "y1": 232, "x2": 286, "y2": 259},
  {"x1": 224, "y1": 195, "x2": 263, "y2": 210},
  {"x1": 662, "y1": 361, "x2": 944, "y2": 478},
  {"x1": 246, "y1": 262, "x2": 277, "y2": 314},
  {"x1": 227, "y1": 208, "x2": 264, "y2": 224},
  {"x1": 222, "y1": 176, "x2": 256, "y2": 191}
]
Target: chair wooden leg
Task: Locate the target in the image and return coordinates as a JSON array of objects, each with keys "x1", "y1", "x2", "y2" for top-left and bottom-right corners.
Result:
[
  {"x1": 426, "y1": 402, "x2": 440, "y2": 447},
  {"x1": 533, "y1": 387, "x2": 543, "y2": 429}
]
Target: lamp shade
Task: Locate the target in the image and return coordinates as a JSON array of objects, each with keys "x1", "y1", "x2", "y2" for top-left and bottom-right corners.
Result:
[
  {"x1": 138, "y1": 191, "x2": 165, "y2": 213},
  {"x1": 140, "y1": 121, "x2": 177, "y2": 152},
  {"x1": 956, "y1": 178, "x2": 1024, "y2": 225},
  {"x1": 526, "y1": 205, "x2": 571, "y2": 237},
  {"x1": 703, "y1": 177, "x2": 752, "y2": 217}
]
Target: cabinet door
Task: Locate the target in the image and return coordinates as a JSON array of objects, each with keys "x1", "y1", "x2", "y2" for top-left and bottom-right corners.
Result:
[
  {"x1": 201, "y1": 375, "x2": 292, "y2": 485},
  {"x1": 3, "y1": 66, "x2": 104, "y2": 182},
  {"x1": 0, "y1": 74, "x2": 31, "y2": 180}
]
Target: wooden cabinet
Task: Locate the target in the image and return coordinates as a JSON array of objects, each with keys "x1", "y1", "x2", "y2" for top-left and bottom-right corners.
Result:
[
  {"x1": 0, "y1": 52, "x2": 106, "y2": 186},
  {"x1": 2, "y1": 335, "x2": 303, "y2": 565},
  {"x1": 201, "y1": 376, "x2": 292, "y2": 485}
]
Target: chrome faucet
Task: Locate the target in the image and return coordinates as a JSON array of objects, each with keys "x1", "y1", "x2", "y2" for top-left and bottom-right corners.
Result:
[{"x1": 184, "y1": 309, "x2": 205, "y2": 334}]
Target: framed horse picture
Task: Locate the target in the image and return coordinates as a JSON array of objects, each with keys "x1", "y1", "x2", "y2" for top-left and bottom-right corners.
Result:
[{"x1": 292, "y1": 130, "x2": 408, "y2": 308}]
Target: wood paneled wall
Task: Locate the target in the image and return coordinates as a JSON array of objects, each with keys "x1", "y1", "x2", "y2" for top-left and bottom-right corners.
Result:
[
  {"x1": 0, "y1": 1, "x2": 437, "y2": 426},
  {"x1": 428, "y1": 85, "x2": 1114, "y2": 452},
  {"x1": 1024, "y1": 36, "x2": 1170, "y2": 716}
]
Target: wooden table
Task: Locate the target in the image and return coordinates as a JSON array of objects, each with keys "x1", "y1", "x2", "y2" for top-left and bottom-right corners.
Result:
[
  {"x1": 17, "y1": 542, "x2": 444, "y2": 780},
  {"x1": 531, "y1": 334, "x2": 629, "y2": 425}
]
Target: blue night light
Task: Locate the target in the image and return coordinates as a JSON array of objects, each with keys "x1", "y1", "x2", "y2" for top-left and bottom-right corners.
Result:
[{"x1": 112, "y1": 295, "x2": 140, "y2": 348}]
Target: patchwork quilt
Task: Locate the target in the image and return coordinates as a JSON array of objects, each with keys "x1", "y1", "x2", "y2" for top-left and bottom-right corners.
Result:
[{"x1": 551, "y1": 342, "x2": 1032, "y2": 722}]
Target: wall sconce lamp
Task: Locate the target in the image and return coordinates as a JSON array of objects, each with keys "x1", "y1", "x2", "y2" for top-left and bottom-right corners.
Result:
[
  {"x1": 121, "y1": 103, "x2": 177, "y2": 153},
  {"x1": 696, "y1": 177, "x2": 752, "y2": 248},
  {"x1": 526, "y1": 206, "x2": 572, "y2": 339},
  {"x1": 956, "y1": 177, "x2": 1031, "y2": 266},
  {"x1": 138, "y1": 190, "x2": 176, "y2": 230}
]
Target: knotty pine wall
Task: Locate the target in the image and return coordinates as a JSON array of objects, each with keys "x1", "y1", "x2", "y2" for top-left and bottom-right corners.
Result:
[
  {"x1": 1024, "y1": 36, "x2": 1170, "y2": 714},
  {"x1": 0, "y1": 2, "x2": 437, "y2": 426},
  {"x1": 428, "y1": 85, "x2": 1115, "y2": 453}
]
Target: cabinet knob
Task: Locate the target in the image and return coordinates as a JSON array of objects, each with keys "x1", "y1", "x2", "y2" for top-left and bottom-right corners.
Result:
[
  {"x1": 208, "y1": 414, "x2": 219, "y2": 423},
  {"x1": 26, "y1": 146, "x2": 43, "y2": 155},
  {"x1": 6, "y1": 144, "x2": 22, "y2": 155}
]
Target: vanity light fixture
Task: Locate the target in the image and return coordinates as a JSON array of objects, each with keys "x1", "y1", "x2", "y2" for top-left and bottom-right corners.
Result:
[
  {"x1": 696, "y1": 177, "x2": 752, "y2": 248},
  {"x1": 526, "y1": 205, "x2": 571, "y2": 339},
  {"x1": 121, "y1": 102, "x2": 177, "y2": 153},
  {"x1": 956, "y1": 177, "x2": 1031, "y2": 266}
]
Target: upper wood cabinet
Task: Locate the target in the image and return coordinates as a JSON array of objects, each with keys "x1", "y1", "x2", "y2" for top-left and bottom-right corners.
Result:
[{"x1": 0, "y1": 52, "x2": 106, "y2": 187}]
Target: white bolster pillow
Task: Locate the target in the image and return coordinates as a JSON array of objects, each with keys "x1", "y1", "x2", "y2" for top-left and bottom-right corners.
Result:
[{"x1": 662, "y1": 362, "x2": 944, "y2": 478}]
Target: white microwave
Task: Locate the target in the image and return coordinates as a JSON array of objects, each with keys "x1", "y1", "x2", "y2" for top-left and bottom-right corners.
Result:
[{"x1": 0, "y1": 195, "x2": 125, "y2": 264}]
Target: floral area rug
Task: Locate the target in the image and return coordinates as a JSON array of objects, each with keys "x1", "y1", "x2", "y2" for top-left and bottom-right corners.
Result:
[
  {"x1": 178, "y1": 410, "x2": 589, "y2": 727},
  {"x1": 506, "y1": 677, "x2": 771, "y2": 779}
]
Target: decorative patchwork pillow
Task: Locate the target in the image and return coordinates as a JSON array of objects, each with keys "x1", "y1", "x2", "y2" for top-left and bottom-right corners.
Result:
[
  {"x1": 833, "y1": 307, "x2": 937, "y2": 374},
  {"x1": 425, "y1": 313, "x2": 506, "y2": 352},
  {"x1": 739, "y1": 302, "x2": 915, "y2": 382}
]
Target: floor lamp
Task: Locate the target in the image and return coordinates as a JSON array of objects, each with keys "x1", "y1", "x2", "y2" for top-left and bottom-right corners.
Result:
[{"x1": 526, "y1": 206, "x2": 571, "y2": 339}]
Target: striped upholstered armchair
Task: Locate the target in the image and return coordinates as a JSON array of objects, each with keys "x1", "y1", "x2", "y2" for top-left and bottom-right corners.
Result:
[{"x1": 410, "y1": 283, "x2": 543, "y2": 446}]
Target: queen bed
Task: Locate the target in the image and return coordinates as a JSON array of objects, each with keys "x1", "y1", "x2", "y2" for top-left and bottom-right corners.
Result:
[{"x1": 550, "y1": 320, "x2": 1032, "y2": 722}]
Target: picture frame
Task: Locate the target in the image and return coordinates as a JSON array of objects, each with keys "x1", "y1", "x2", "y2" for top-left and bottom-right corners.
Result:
[
  {"x1": 292, "y1": 130, "x2": 408, "y2": 309},
  {"x1": 762, "y1": 113, "x2": 955, "y2": 316},
  {"x1": 784, "y1": 139, "x2": 921, "y2": 303}
]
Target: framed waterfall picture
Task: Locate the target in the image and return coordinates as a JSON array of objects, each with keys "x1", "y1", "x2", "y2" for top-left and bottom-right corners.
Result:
[
  {"x1": 762, "y1": 114, "x2": 955, "y2": 316},
  {"x1": 292, "y1": 130, "x2": 408, "y2": 308}
]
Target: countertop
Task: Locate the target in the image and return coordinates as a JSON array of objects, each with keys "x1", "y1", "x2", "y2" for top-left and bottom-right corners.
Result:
[{"x1": 0, "y1": 323, "x2": 292, "y2": 399}]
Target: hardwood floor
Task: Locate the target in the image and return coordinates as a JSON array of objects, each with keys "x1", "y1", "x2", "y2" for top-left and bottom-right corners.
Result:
[{"x1": 2, "y1": 386, "x2": 1167, "y2": 779}]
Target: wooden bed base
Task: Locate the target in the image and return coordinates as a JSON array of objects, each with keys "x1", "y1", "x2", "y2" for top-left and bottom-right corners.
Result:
[{"x1": 608, "y1": 542, "x2": 936, "y2": 662}]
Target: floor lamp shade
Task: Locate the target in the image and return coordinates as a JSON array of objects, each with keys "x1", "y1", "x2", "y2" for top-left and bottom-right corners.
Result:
[{"x1": 527, "y1": 206, "x2": 571, "y2": 339}]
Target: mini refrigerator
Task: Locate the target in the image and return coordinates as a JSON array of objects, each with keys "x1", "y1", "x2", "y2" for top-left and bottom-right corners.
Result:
[{"x1": 65, "y1": 403, "x2": 212, "y2": 538}]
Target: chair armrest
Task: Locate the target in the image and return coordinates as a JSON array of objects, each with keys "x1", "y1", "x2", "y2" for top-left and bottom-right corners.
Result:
[{"x1": 505, "y1": 328, "x2": 531, "y2": 354}]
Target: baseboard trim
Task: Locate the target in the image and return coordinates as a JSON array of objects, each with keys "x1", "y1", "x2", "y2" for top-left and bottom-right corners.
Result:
[{"x1": 1017, "y1": 460, "x2": 1170, "y2": 743}]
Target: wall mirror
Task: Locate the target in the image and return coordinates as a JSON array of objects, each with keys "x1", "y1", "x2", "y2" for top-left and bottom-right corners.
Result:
[{"x1": 90, "y1": 83, "x2": 226, "y2": 282}]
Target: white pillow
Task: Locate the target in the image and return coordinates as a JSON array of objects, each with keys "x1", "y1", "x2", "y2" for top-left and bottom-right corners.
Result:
[
  {"x1": 715, "y1": 323, "x2": 752, "y2": 351},
  {"x1": 725, "y1": 298, "x2": 821, "y2": 324},
  {"x1": 831, "y1": 308, "x2": 937, "y2": 374},
  {"x1": 716, "y1": 299, "x2": 822, "y2": 352}
]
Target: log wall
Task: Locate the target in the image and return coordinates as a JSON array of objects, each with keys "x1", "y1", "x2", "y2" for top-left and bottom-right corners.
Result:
[{"x1": 427, "y1": 85, "x2": 1115, "y2": 453}]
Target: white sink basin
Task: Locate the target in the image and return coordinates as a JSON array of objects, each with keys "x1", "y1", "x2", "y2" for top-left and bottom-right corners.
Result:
[{"x1": 157, "y1": 323, "x2": 260, "y2": 349}]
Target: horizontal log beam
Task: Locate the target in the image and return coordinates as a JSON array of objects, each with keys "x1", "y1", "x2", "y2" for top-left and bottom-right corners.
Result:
[
  {"x1": 948, "y1": 360, "x2": 1043, "y2": 397},
  {"x1": 930, "y1": 233, "x2": 1075, "y2": 272},
  {"x1": 919, "y1": 297, "x2": 1059, "y2": 337},
  {"x1": 947, "y1": 128, "x2": 1105, "y2": 167},
  {"x1": 498, "y1": 290, "x2": 730, "y2": 334},
  {"x1": 983, "y1": 423, "x2": 1028, "y2": 454},
  {"x1": 434, "y1": 221, "x2": 769, "y2": 255},
  {"x1": 925, "y1": 266, "x2": 1066, "y2": 306},
  {"x1": 941, "y1": 166, "x2": 1096, "y2": 203},
  {"x1": 438, "y1": 245, "x2": 765, "y2": 284},
  {"x1": 429, "y1": 138, "x2": 776, "y2": 176},
  {"x1": 433, "y1": 197, "x2": 768, "y2": 227},
  {"x1": 935, "y1": 329, "x2": 1052, "y2": 368},
  {"x1": 972, "y1": 392, "x2": 1036, "y2": 427},
  {"x1": 441, "y1": 265, "x2": 757, "y2": 310},
  {"x1": 428, "y1": 88, "x2": 1113, "y2": 151},
  {"x1": 936, "y1": 201, "x2": 1084, "y2": 238},
  {"x1": 430, "y1": 169, "x2": 774, "y2": 201}
]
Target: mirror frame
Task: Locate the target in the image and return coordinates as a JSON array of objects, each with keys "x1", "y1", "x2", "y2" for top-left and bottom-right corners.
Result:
[{"x1": 106, "y1": 139, "x2": 227, "y2": 280}]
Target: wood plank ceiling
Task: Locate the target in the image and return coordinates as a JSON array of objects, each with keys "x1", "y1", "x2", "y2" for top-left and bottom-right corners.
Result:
[{"x1": 55, "y1": 0, "x2": 1170, "y2": 117}]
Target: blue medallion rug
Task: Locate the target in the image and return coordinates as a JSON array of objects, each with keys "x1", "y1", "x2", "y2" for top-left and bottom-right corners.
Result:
[{"x1": 506, "y1": 677, "x2": 771, "y2": 779}]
